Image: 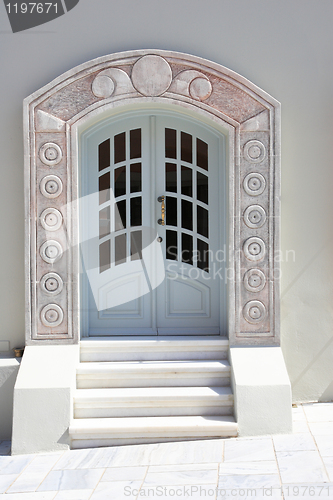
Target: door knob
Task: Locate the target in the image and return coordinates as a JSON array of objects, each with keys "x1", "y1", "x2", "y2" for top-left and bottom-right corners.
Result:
[{"x1": 157, "y1": 236, "x2": 163, "y2": 243}]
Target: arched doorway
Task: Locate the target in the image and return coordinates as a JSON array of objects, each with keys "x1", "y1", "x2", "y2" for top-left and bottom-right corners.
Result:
[{"x1": 79, "y1": 109, "x2": 227, "y2": 336}]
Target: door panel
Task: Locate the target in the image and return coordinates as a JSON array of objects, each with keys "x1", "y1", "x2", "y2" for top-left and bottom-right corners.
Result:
[
  {"x1": 80, "y1": 113, "x2": 224, "y2": 336},
  {"x1": 155, "y1": 116, "x2": 221, "y2": 334}
]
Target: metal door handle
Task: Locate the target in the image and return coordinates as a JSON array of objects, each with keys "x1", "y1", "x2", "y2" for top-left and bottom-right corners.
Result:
[{"x1": 157, "y1": 196, "x2": 165, "y2": 225}]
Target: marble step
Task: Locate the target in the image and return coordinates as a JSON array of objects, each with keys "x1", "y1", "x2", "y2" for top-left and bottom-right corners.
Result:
[
  {"x1": 69, "y1": 415, "x2": 238, "y2": 448},
  {"x1": 76, "y1": 360, "x2": 231, "y2": 388},
  {"x1": 73, "y1": 386, "x2": 234, "y2": 418},
  {"x1": 80, "y1": 336, "x2": 229, "y2": 362}
]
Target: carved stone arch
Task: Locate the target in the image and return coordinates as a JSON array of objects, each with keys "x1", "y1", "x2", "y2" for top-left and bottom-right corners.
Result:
[{"x1": 25, "y1": 49, "x2": 280, "y2": 346}]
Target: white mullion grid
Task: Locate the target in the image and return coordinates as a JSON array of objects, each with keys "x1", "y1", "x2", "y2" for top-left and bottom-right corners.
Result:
[
  {"x1": 177, "y1": 128, "x2": 181, "y2": 261},
  {"x1": 193, "y1": 136, "x2": 198, "y2": 262},
  {"x1": 126, "y1": 128, "x2": 130, "y2": 262}
]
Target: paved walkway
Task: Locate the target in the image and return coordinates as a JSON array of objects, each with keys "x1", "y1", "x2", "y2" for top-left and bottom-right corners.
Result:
[{"x1": 0, "y1": 403, "x2": 332, "y2": 499}]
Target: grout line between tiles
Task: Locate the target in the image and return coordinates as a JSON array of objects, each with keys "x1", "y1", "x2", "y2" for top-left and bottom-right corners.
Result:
[
  {"x1": 136, "y1": 465, "x2": 149, "y2": 500},
  {"x1": 303, "y1": 404, "x2": 331, "y2": 482},
  {"x1": 87, "y1": 466, "x2": 107, "y2": 500}
]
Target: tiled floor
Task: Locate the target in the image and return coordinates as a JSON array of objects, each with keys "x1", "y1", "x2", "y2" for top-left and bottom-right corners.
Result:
[{"x1": 0, "y1": 403, "x2": 332, "y2": 499}]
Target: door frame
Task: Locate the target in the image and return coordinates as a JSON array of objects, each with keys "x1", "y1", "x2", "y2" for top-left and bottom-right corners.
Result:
[
  {"x1": 78, "y1": 107, "x2": 227, "y2": 337},
  {"x1": 24, "y1": 49, "x2": 281, "y2": 346}
]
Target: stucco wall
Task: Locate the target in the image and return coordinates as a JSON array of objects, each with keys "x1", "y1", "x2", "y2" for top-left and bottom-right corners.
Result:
[{"x1": 0, "y1": 0, "x2": 332, "y2": 403}]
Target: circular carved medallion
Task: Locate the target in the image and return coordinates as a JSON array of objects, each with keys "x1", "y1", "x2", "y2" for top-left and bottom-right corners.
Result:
[
  {"x1": 41, "y1": 304, "x2": 64, "y2": 327},
  {"x1": 40, "y1": 208, "x2": 63, "y2": 232},
  {"x1": 243, "y1": 269, "x2": 266, "y2": 293},
  {"x1": 243, "y1": 205, "x2": 267, "y2": 229},
  {"x1": 40, "y1": 175, "x2": 63, "y2": 199},
  {"x1": 243, "y1": 172, "x2": 266, "y2": 196},
  {"x1": 243, "y1": 237, "x2": 266, "y2": 261},
  {"x1": 92, "y1": 75, "x2": 115, "y2": 98},
  {"x1": 131, "y1": 55, "x2": 172, "y2": 96},
  {"x1": 243, "y1": 300, "x2": 266, "y2": 324},
  {"x1": 189, "y1": 77, "x2": 212, "y2": 101},
  {"x1": 244, "y1": 140, "x2": 266, "y2": 163},
  {"x1": 40, "y1": 272, "x2": 63, "y2": 296},
  {"x1": 39, "y1": 142, "x2": 63, "y2": 166},
  {"x1": 40, "y1": 240, "x2": 63, "y2": 264}
]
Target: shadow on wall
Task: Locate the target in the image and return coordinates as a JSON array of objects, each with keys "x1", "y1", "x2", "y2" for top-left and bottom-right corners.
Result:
[{"x1": 0, "y1": 358, "x2": 21, "y2": 441}]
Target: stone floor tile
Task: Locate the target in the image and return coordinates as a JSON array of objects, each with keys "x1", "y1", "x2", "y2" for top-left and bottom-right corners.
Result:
[
  {"x1": 322, "y1": 457, "x2": 333, "y2": 482},
  {"x1": 273, "y1": 433, "x2": 317, "y2": 452},
  {"x1": 292, "y1": 405, "x2": 307, "y2": 421},
  {"x1": 52, "y1": 448, "x2": 101, "y2": 471},
  {"x1": 101, "y1": 465, "x2": 148, "y2": 481},
  {"x1": 54, "y1": 490, "x2": 94, "y2": 499},
  {"x1": 0, "y1": 474, "x2": 18, "y2": 493},
  {"x1": 37, "y1": 469, "x2": 104, "y2": 492},
  {"x1": 143, "y1": 468, "x2": 218, "y2": 486},
  {"x1": 314, "y1": 435, "x2": 333, "y2": 457},
  {"x1": 0, "y1": 493, "x2": 56, "y2": 499},
  {"x1": 276, "y1": 450, "x2": 329, "y2": 483},
  {"x1": 0, "y1": 456, "x2": 34, "y2": 475},
  {"x1": 148, "y1": 463, "x2": 218, "y2": 473},
  {"x1": 219, "y1": 461, "x2": 278, "y2": 475},
  {"x1": 310, "y1": 422, "x2": 333, "y2": 436},
  {"x1": 303, "y1": 403, "x2": 333, "y2": 422},
  {"x1": 90, "y1": 480, "x2": 142, "y2": 500},
  {"x1": 292, "y1": 420, "x2": 310, "y2": 433},
  {"x1": 8, "y1": 453, "x2": 65, "y2": 493},
  {"x1": 224, "y1": 437, "x2": 275, "y2": 462},
  {"x1": 218, "y1": 474, "x2": 281, "y2": 489}
]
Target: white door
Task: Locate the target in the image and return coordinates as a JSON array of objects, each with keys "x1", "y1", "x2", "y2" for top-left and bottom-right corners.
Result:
[{"x1": 80, "y1": 112, "x2": 225, "y2": 336}]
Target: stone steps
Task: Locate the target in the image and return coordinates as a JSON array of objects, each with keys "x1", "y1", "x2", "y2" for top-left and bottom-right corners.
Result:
[
  {"x1": 76, "y1": 359, "x2": 231, "y2": 388},
  {"x1": 73, "y1": 386, "x2": 234, "y2": 418},
  {"x1": 69, "y1": 336, "x2": 237, "y2": 448},
  {"x1": 69, "y1": 415, "x2": 238, "y2": 449}
]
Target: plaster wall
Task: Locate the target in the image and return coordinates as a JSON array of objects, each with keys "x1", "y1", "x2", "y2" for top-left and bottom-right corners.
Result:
[{"x1": 0, "y1": 0, "x2": 332, "y2": 403}]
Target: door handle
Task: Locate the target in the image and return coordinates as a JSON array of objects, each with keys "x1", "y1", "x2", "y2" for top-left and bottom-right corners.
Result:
[{"x1": 157, "y1": 196, "x2": 165, "y2": 225}]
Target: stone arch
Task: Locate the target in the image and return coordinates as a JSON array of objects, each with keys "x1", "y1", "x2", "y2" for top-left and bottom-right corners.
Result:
[{"x1": 25, "y1": 49, "x2": 280, "y2": 345}]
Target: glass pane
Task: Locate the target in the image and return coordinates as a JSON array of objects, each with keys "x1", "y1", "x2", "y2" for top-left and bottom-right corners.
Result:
[
  {"x1": 182, "y1": 233, "x2": 193, "y2": 265},
  {"x1": 165, "y1": 128, "x2": 177, "y2": 159},
  {"x1": 131, "y1": 230, "x2": 142, "y2": 261},
  {"x1": 197, "y1": 206, "x2": 208, "y2": 238},
  {"x1": 181, "y1": 199, "x2": 193, "y2": 231},
  {"x1": 197, "y1": 138, "x2": 208, "y2": 171},
  {"x1": 181, "y1": 166, "x2": 192, "y2": 197},
  {"x1": 197, "y1": 239, "x2": 209, "y2": 273},
  {"x1": 99, "y1": 239, "x2": 110, "y2": 273},
  {"x1": 130, "y1": 196, "x2": 142, "y2": 227},
  {"x1": 130, "y1": 163, "x2": 141, "y2": 193},
  {"x1": 166, "y1": 163, "x2": 177, "y2": 193},
  {"x1": 114, "y1": 166, "x2": 126, "y2": 198},
  {"x1": 130, "y1": 129, "x2": 141, "y2": 159},
  {"x1": 115, "y1": 200, "x2": 126, "y2": 231},
  {"x1": 99, "y1": 172, "x2": 110, "y2": 205},
  {"x1": 114, "y1": 132, "x2": 126, "y2": 164},
  {"x1": 166, "y1": 230, "x2": 177, "y2": 260},
  {"x1": 98, "y1": 139, "x2": 110, "y2": 172},
  {"x1": 99, "y1": 206, "x2": 110, "y2": 239},
  {"x1": 181, "y1": 132, "x2": 192, "y2": 163},
  {"x1": 115, "y1": 233, "x2": 127, "y2": 266},
  {"x1": 166, "y1": 196, "x2": 177, "y2": 226},
  {"x1": 197, "y1": 172, "x2": 208, "y2": 205}
]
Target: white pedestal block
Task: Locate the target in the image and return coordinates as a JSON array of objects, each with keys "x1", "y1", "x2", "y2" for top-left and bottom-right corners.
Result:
[
  {"x1": 11, "y1": 345, "x2": 79, "y2": 455},
  {"x1": 230, "y1": 346, "x2": 292, "y2": 436}
]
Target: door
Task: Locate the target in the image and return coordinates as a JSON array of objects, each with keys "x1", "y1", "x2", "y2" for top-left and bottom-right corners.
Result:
[{"x1": 80, "y1": 112, "x2": 225, "y2": 336}]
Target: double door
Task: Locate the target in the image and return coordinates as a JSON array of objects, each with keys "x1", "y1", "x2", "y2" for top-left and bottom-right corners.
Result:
[{"x1": 80, "y1": 112, "x2": 224, "y2": 335}]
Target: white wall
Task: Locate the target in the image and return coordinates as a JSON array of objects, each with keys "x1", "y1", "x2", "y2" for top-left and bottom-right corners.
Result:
[{"x1": 0, "y1": 0, "x2": 332, "y2": 402}]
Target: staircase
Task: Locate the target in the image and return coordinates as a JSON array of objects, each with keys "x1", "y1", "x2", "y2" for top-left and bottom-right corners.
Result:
[{"x1": 69, "y1": 337, "x2": 238, "y2": 449}]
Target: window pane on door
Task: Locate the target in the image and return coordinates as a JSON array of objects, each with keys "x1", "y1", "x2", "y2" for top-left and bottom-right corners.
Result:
[
  {"x1": 98, "y1": 139, "x2": 110, "y2": 172},
  {"x1": 114, "y1": 132, "x2": 126, "y2": 164}
]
